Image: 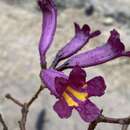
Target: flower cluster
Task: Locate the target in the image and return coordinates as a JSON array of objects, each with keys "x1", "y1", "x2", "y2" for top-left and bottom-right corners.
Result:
[{"x1": 38, "y1": 0, "x2": 130, "y2": 122}]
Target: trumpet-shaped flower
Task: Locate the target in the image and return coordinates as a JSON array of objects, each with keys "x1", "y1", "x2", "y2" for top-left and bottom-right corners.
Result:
[
  {"x1": 55, "y1": 23, "x2": 100, "y2": 61},
  {"x1": 57, "y1": 29, "x2": 130, "y2": 70},
  {"x1": 38, "y1": 0, "x2": 57, "y2": 65},
  {"x1": 41, "y1": 66, "x2": 106, "y2": 122}
]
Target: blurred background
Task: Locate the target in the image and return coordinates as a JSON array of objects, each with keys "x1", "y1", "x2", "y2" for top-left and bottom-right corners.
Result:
[{"x1": 0, "y1": 0, "x2": 130, "y2": 130}]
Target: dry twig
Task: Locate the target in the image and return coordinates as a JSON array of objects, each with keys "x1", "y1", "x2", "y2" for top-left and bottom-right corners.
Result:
[
  {"x1": 88, "y1": 115, "x2": 130, "y2": 130},
  {"x1": 0, "y1": 113, "x2": 8, "y2": 130},
  {"x1": 6, "y1": 85, "x2": 45, "y2": 130}
]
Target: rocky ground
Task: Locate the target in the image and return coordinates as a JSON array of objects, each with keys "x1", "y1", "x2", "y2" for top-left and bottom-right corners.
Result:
[{"x1": 0, "y1": 0, "x2": 130, "y2": 130}]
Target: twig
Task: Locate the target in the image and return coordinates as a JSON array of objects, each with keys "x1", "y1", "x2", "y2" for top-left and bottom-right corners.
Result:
[
  {"x1": 5, "y1": 94, "x2": 24, "y2": 107},
  {"x1": 18, "y1": 103, "x2": 28, "y2": 130},
  {"x1": 88, "y1": 115, "x2": 130, "y2": 130},
  {"x1": 88, "y1": 120, "x2": 98, "y2": 130},
  {"x1": 0, "y1": 113, "x2": 8, "y2": 130},
  {"x1": 99, "y1": 115, "x2": 130, "y2": 124},
  {"x1": 19, "y1": 85, "x2": 45, "y2": 130},
  {"x1": 27, "y1": 85, "x2": 44, "y2": 107},
  {"x1": 6, "y1": 85, "x2": 45, "y2": 130}
]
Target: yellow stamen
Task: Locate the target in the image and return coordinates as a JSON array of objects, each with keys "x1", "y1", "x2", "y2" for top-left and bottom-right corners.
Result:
[
  {"x1": 67, "y1": 86, "x2": 88, "y2": 101},
  {"x1": 63, "y1": 92, "x2": 78, "y2": 107}
]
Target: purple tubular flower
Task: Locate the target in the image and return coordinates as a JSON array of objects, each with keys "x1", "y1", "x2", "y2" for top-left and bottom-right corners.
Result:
[
  {"x1": 40, "y1": 66, "x2": 106, "y2": 122},
  {"x1": 38, "y1": 0, "x2": 57, "y2": 65},
  {"x1": 57, "y1": 29, "x2": 130, "y2": 70},
  {"x1": 55, "y1": 23, "x2": 100, "y2": 61}
]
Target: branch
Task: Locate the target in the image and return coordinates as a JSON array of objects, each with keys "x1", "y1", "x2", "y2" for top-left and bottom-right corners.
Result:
[
  {"x1": 5, "y1": 94, "x2": 24, "y2": 107},
  {"x1": 6, "y1": 85, "x2": 45, "y2": 130},
  {"x1": 27, "y1": 85, "x2": 44, "y2": 107},
  {"x1": 88, "y1": 115, "x2": 130, "y2": 130},
  {"x1": 18, "y1": 103, "x2": 28, "y2": 130},
  {"x1": 0, "y1": 113, "x2": 8, "y2": 130},
  {"x1": 87, "y1": 120, "x2": 98, "y2": 130}
]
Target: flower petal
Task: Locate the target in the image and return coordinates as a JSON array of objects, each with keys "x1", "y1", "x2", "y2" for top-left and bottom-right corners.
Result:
[
  {"x1": 69, "y1": 65, "x2": 86, "y2": 88},
  {"x1": 76, "y1": 100, "x2": 101, "y2": 122},
  {"x1": 55, "y1": 23, "x2": 100, "y2": 61},
  {"x1": 55, "y1": 77, "x2": 68, "y2": 96},
  {"x1": 86, "y1": 76, "x2": 106, "y2": 97},
  {"x1": 57, "y1": 29, "x2": 130, "y2": 70},
  {"x1": 53, "y1": 99, "x2": 73, "y2": 118},
  {"x1": 38, "y1": 0, "x2": 57, "y2": 64},
  {"x1": 40, "y1": 69, "x2": 67, "y2": 97}
]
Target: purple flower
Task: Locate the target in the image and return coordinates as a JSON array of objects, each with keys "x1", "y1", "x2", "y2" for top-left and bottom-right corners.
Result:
[
  {"x1": 57, "y1": 29, "x2": 130, "y2": 70},
  {"x1": 41, "y1": 66, "x2": 106, "y2": 122},
  {"x1": 55, "y1": 23, "x2": 100, "y2": 61},
  {"x1": 38, "y1": 0, "x2": 57, "y2": 65}
]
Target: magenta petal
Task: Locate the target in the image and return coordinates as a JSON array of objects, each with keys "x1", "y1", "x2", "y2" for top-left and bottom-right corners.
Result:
[
  {"x1": 53, "y1": 99, "x2": 73, "y2": 118},
  {"x1": 38, "y1": 0, "x2": 57, "y2": 64},
  {"x1": 55, "y1": 23, "x2": 100, "y2": 61},
  {"x1": 76, "y1": 100, "x2": 101, "y2": 122},
  {"x1": 58, "y1": 29, "x2": 130, "y2": 70},
  {"x1": 86, "y1": 76, "x2": 106, "y2": 97},
  {"x1": 69, "y1": 65, "x2": 86, "y2": 88},
  {"x1": 55, "y1": 77, "x2": 68, "y2": 96},
  {"x1": 40, "y1": 69, "x2": 67, "y2": 97}
]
